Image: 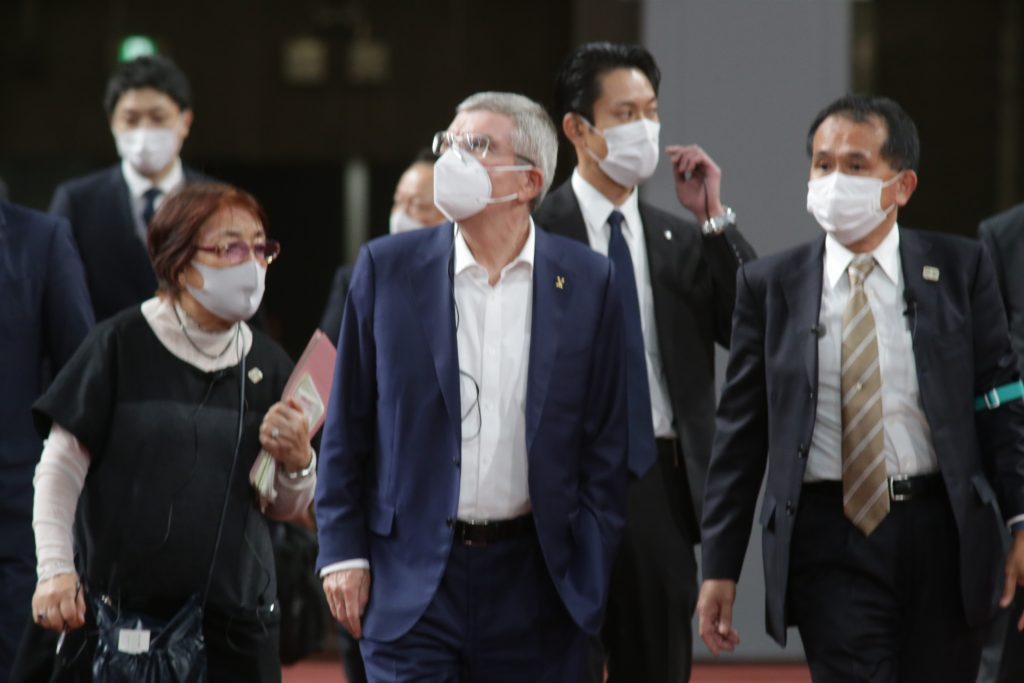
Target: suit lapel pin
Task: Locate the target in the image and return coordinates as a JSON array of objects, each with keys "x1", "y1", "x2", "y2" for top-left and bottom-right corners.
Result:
[
  {"x1": 922, "y1": 266, "x2": 940, "y2": 282},
  {"x1": 248, "y1": 367, "x2": 264, "y2": 384},
  {"x1": 664, "y1": 230, "x2": 673, "y2": 240},
  {"x1": 555, "y1": 275, "x2": 565, "y2": 290}
]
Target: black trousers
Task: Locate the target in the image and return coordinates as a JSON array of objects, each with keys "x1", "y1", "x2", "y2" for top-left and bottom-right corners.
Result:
[
  {"x1": 595, "y1": 440, "x2": 698, "y2": 683},
  {"x1": 789, "y1": 482, "x2": 986, "y2": 683}
]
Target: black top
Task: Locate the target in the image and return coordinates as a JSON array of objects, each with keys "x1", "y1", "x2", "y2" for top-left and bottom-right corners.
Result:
[{"x1": 33, "y1": 307, "x2": 293, "y2": 626}]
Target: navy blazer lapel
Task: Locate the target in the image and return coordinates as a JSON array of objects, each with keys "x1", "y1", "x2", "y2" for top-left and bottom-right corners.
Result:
[
  {"x1": 408, "y1": 225, "x2": 461, "y2": 437},
  {"x1": 526, "y1": 228, "x2": 570, "y2": 449},
  {"x1": 897, "y1": 228, "x2": 937, "y2": 374},
  {"x1": 781, "y1": 237, "x2": 826, "y2": 389}
]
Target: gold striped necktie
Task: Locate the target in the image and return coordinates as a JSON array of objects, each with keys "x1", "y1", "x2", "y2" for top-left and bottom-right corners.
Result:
[{"x1": 841, "y1": 254, "x2": 889, "y2": 535}]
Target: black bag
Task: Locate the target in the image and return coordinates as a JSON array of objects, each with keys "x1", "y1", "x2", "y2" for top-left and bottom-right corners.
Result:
[
  {"x1": 270, "y1": 520, "x2": 330, "y2": 664},
  {"x1": 91, "y1": 594, "x2": 206, "y2": 683}
]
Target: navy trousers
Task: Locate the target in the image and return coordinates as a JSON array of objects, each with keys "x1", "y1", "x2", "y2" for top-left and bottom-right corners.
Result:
[{"x1": 360, "y1": 530, "x2": 586, "y2": 682}]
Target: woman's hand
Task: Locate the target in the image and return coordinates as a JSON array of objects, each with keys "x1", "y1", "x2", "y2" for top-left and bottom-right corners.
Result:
[
  {"x1": 32, "y1": 572, "x2": 86, "y2": 632},
  {"x1": 259, "y1": 397, "x2": 312, "y2": 472}
]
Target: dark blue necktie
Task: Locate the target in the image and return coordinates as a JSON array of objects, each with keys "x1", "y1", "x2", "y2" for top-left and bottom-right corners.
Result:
[
  {"x1": 142, "y1": 187, "x2": 162, "y2": 229},
  {"x1": 607, "y1": 210, "x2": 657, "y2": 477}
]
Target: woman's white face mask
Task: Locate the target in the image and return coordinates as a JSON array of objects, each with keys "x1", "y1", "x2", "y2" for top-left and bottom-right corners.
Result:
[{"x1": 185, "y1": 260, "x2": 266, "y2": 322}]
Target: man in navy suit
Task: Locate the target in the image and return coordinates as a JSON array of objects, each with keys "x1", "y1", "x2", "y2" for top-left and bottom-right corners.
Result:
[
  {"x1": 315, "y1": 91, "x2": 628, "y2": 681},
  {"x1": 49, "y1": 55, "x2": 204, "y2": 321},
  {"x1": 698, "y1": 95, "x2": 1024, "y2": 681},
  {"x1": 0, "y1": 201, "x2": 93, "y2": 681}
]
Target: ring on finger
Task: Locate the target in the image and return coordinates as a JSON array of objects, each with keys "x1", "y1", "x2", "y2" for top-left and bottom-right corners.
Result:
[
  {"x1": 36, "y1": 609, "x2": 46, "y2": 622},
  {"x1": 271, "y1": 427, "x2": 280, "y2": 440}
]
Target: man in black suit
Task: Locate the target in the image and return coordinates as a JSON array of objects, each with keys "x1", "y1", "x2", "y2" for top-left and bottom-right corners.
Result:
[
  {"x1": 978, "y1": 205, "x2": 1024, "y2": 682},
  {"x1": 0, "y1": 201, "x2": 93, "y2": 681},
  {"x1": 535, "y1": 42, "x2": 755, "y2": 682},
  {"x1": 49, "y1": 55, "x2": 204, "y2": 321},
  {"x1": 699, "y1": 94, "x2": 1024, "y2": 682}
]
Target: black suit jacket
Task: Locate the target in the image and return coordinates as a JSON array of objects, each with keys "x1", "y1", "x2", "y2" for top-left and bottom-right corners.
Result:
[
  {"x1": 980, "y1": 204, "x2": 1024, "y2": 373},
  {"x1": 319, "y1": 264, "x2": 354, "y2": 347},
  {"x1": 535, "y1": 180, "x2": 756, "y2": 530},
  {"x1": 49, "y1": 164, "x2": 206, "y2": 321},
  {"x1": 702, "y1": 228, "x2": 1024, "y2": 645}
]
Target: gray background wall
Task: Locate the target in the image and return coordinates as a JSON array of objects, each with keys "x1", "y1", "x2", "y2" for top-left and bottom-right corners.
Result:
[{"x1": 641, "y1": 0, "x2": 854, "y2": 661}]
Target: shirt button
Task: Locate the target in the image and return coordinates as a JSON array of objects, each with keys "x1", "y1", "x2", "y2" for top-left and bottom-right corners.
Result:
[{"x1": 453, "y1": 458, "x2": 461, "y2": 468}]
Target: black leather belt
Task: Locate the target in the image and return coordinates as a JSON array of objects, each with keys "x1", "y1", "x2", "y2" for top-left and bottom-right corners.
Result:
[
  {"x1": 804, "y1": 474, "x2": 943, "y2": 502},
  {"x1": 656, "y1": 437, "x2": 679, "y2": 467},
  {"x1": 453, "y1": 515, "x2": 534, "y2": 547}
]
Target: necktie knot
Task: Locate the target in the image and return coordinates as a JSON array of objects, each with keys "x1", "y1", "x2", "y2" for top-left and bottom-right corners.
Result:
[
  {"x1": 608, "y1": 210, "x2": 626, "y2": 236},
  {"x1": 142, "y1": 187, "x2": 163, "y2": 229},
  {"x1": 848, "y1": 255, "x2": 875, "y2": 288}
]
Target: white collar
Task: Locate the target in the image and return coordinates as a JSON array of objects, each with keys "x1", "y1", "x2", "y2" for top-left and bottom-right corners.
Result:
[
  {"x1": 453, "y1": 218, "x2": 536, "y2": 279},
  {"x1": 121, "y1": 157, "x2": 185, "y2": 200},
  {"x1": 571, "y1": 167, "x2": 642, "y2": 236},
  {"x1": 825, "y1": 223, "x2": 902, "y2": 289}
]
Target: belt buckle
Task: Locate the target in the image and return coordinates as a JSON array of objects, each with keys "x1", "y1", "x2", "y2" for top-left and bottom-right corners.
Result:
[
  {"x1": 458, "y1": 520, "x2": 488, "y2": 547},
  {"x1": 888, "y1": 474, "x2": 911, "y2": 502}
]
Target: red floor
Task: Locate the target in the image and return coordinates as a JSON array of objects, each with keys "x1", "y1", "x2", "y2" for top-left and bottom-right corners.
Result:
[{"x1": 281, "y1": 659, "x2": 812, "y2": 683}]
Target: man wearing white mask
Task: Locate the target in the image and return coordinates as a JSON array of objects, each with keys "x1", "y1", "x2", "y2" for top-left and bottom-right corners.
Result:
[
  {"x1": 319, "y1": 150, "x2": 445, "y2": 347},
  {"x1": 698, "y1": 94, "x2": 1024, "y2": 681},
  {"x1": 315, "y1": 91, "x2": 629, "y2": 681},
  {"x1": 535, "y1": 42, "x2": 755, "y2": 682},
  {"x1": 49, "y1": 55, "x2": 206, "y2": 321}
]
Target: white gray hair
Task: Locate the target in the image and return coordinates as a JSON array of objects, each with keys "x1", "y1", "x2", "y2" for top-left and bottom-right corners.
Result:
[{"x1": 456, "y1": 91, "x2": 558, "y2": 207}]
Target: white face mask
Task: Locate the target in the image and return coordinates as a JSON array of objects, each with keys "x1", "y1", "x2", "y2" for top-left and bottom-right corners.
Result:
[
  {"x1": 185, "y1": 260, "x2": 266, "y2": 322},
  {"x1": 114, "y1": 126, "x2": 181, "y2": 176},
  {"x1": 432, "y1": 149, "x2": 532, "y2": 222},
  {"x1": 806, "y1": 172, "x2": 902, "y2": 245},
  {"x1": 584, "y1": 117, "x2": 661, "y2": 188},
  {"x1": 389, "y1": 210, "x2": 427, "y2": 234}
]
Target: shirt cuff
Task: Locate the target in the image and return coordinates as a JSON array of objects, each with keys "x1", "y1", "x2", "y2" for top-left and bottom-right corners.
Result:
[
  {"x1": 1008, "y1": 513, "x2": 1024, "y2": 534},
  {"x1": 320, "y1": 559, "x2": 370, "y2": 578}
]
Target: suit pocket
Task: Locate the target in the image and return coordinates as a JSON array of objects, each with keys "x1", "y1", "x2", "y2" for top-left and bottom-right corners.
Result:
[{"x1": 366, "y1": 502, "x2": 395, "y2": 537}]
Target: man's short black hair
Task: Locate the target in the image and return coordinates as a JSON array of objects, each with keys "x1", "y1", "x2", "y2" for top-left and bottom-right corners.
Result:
[
  {"x1": 806, "y1": 94, "x2": 920, "y2": 172},
  {"x1": 103, "y1": 55, "x2": 192, "y2": 118},
  {"x1": 554, "y1": 42, "x2": 661, "y2": 125}
]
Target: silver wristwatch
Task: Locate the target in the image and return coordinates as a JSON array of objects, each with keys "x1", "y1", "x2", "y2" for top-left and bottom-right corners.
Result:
[{"x1": 701, "y1": 206, "x2": 736, "y2": 235}]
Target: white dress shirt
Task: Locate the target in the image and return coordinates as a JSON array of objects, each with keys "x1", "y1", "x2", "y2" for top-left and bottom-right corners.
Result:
[
  {"x1": 454, "y1": 221, "x2": 535, "y2": 520},
  {"x1": 570, "y1": 169, "x2": 675, "y2": 438},
  {"x1": 805, "y1": 225, "x2": 939, "y2": 481},
  {"x1": 121, "y1": 157, "x2": 185, "y2": 239}
]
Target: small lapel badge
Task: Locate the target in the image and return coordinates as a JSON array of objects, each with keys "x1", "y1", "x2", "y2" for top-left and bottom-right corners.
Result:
[
  {"x1": 248, "y1": 367, "x2": 264, "y2": 384},
  {"x1": 922, "y1": 266, "x2": 940, "y2": 282},
  {"x1": 664, "y1": 230, "x2": 673, "y2": 240},
  {"x1": 555, "y1": 275, "x2": 565, "y2": 290}
]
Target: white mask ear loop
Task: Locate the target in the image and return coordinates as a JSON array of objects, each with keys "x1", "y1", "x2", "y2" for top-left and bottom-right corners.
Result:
[
  {"x1": 880, "y1": 171, "x2": 903, "y2": 214},
  {"x1": 484, "y1": 164, "x2": 534, "y2": 205}
]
